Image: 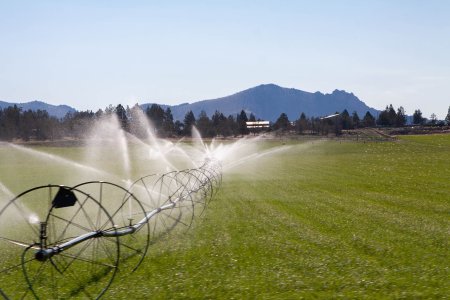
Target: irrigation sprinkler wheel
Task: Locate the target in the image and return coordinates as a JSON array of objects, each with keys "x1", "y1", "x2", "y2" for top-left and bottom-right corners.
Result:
[
  {"x1": 72, "y1": 181, "x2": 150, "y2": 272},
  {"x1": 0, "y1": 185, "x2": 119, "y2": 299},
  {"x1": 127, "y1": 172, "x2": 195, "y2": 243},
  {"x1": 127, "y1": 162, "x2": 221, "y2": 243}
]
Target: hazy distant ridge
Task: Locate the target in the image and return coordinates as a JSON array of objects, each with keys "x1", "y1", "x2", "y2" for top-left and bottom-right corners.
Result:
[
  {"x1": 142, "y1": 84, "x2": 379, "y2": 121},
  {"x1": 1, "y1": 84, "x2": 379, "y2": 121},
  {"x1": 0, "y1": 100, "x2": 76, "y2": 119}
]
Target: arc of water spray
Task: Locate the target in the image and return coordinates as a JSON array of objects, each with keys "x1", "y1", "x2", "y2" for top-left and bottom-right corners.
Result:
[
  {"x1": 0, "y1": 117, "x2": 294, "y2": 299},
  {"x1": 8, "y1": 144, "x2": 113, "y2": 178}
]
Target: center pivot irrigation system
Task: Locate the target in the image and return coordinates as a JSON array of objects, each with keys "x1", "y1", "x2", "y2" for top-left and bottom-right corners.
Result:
[{"x1": 0, "y1": 159, "x2": 222, "y2": 299}]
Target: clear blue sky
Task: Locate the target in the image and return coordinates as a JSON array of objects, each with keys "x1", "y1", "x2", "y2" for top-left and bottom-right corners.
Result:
[{"x1": 1, "y1": 0, "x2": 449, "y2": 118}]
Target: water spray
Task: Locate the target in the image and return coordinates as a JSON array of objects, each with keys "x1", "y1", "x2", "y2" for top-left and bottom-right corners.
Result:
[
  {"x1": 0, "y1": 159, "x2": 222, "y2": 299},
  {"x1": 0, "y1": 115, "x2": 289, "y2": 299}
]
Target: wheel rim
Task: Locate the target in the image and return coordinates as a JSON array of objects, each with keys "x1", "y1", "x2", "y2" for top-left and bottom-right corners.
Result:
[{"x1": 0, "y1": 185, "x2": 119, "y2": 299}]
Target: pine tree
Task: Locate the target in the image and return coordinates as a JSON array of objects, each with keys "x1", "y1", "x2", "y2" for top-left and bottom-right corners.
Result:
[
  {"x1": 388, "y1": 104, "x2": 397, "y2": 126},
  {"x1": 115, "y1": 104, "x2": 128, "y2": 130},
  {"x1": 413, "y1": 109, "x2": 424, "y2": 125},
  {"x1": 196, "y1": 110, "x2": 212, "y2": 137},
  {"x1": 352, "y1": 111, "x2": 360, "y2": 128},
  {"x1": 396, "y1": 106, "x2": 406, "y2": 127},
  {"x1": 183, "y1": 110, "x2": 196, "y2": 136},
  {"x1": 341, "y1": 109, "x2": 352, "y2": 130},
  {"x1": 363, "y1": 111, "x2": 376, "y2": 127},
  {"x1": 274, "y1": 113, "x2": 290, "y2": 131},
  {"x1": 146, "y1": 104, "x2": 165, "y2": 134},
  {"x1": 162, "y1": 108, "x2": 175, "y2": 137},
  {"x1": 237, "y1": 110, "x2": 249, "y2": 135},
  {"x1": 296, "y1": 112, "x2": 308, "y2": 134}
]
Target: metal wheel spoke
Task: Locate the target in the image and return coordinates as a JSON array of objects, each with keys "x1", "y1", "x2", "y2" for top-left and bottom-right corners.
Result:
[
  {"x1": 0, "y1": 257, "x2": 35, "y2": 274},
  {"x1": 61, "y1": 238, "x2": 96, "y2": 273},
  {"x1": 59, "y1": 252, "x2": 117, "y2": 269},
  {"x1": 102, "y1": 237, "x2": 142, "y2": 254},
  {"x1": 49, "y1": 213, "x2": 93, "y2": 234},
  {"x1": 54, "y1": 194, "x2": 91, "y2": 243}
]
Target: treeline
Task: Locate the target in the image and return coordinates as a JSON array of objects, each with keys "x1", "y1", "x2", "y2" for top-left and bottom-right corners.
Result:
[
  {"x1": 0, "y1": 105, "x2": 61, "y2": 141},
  {"x1": 278, "y1": 109, "x2": 378, "y2": 136},
  {"x1": 1, "y1": 103, "x2": 449, "y2": 141},
  {"x1": 275, "y1": 105, "x2": 450, "y2": 135},
  {"x1": 0, "y1": 104, "x2": 251, "y2": 141}
]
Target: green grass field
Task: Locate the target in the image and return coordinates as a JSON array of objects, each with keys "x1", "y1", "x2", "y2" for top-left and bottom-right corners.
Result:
[{"x1": 1, "y1": 135, "x2": 449, "y2": 299}]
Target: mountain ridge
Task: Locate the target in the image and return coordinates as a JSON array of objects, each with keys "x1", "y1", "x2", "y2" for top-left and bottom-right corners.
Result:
[
  {"x1": 0, "y1": 100, "x2": 76, "y2": 119},
  {"x1": 141, "y1": 84, "x2": 379, "y2": 121},
  {"x1": 1, "y1": 84, "x2": 379, "y2": 121}
]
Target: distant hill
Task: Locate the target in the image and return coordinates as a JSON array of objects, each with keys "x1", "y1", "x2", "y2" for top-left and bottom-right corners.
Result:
[
  {"x1": 141, "y1": 84, "x2": 379, "y2": 122},
  {"x1": 1, "y1": 84, "x2": 379, "y2": 122},
  {"x1": 0, "y1": 100, "x2": 76, "y2": 119}
]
